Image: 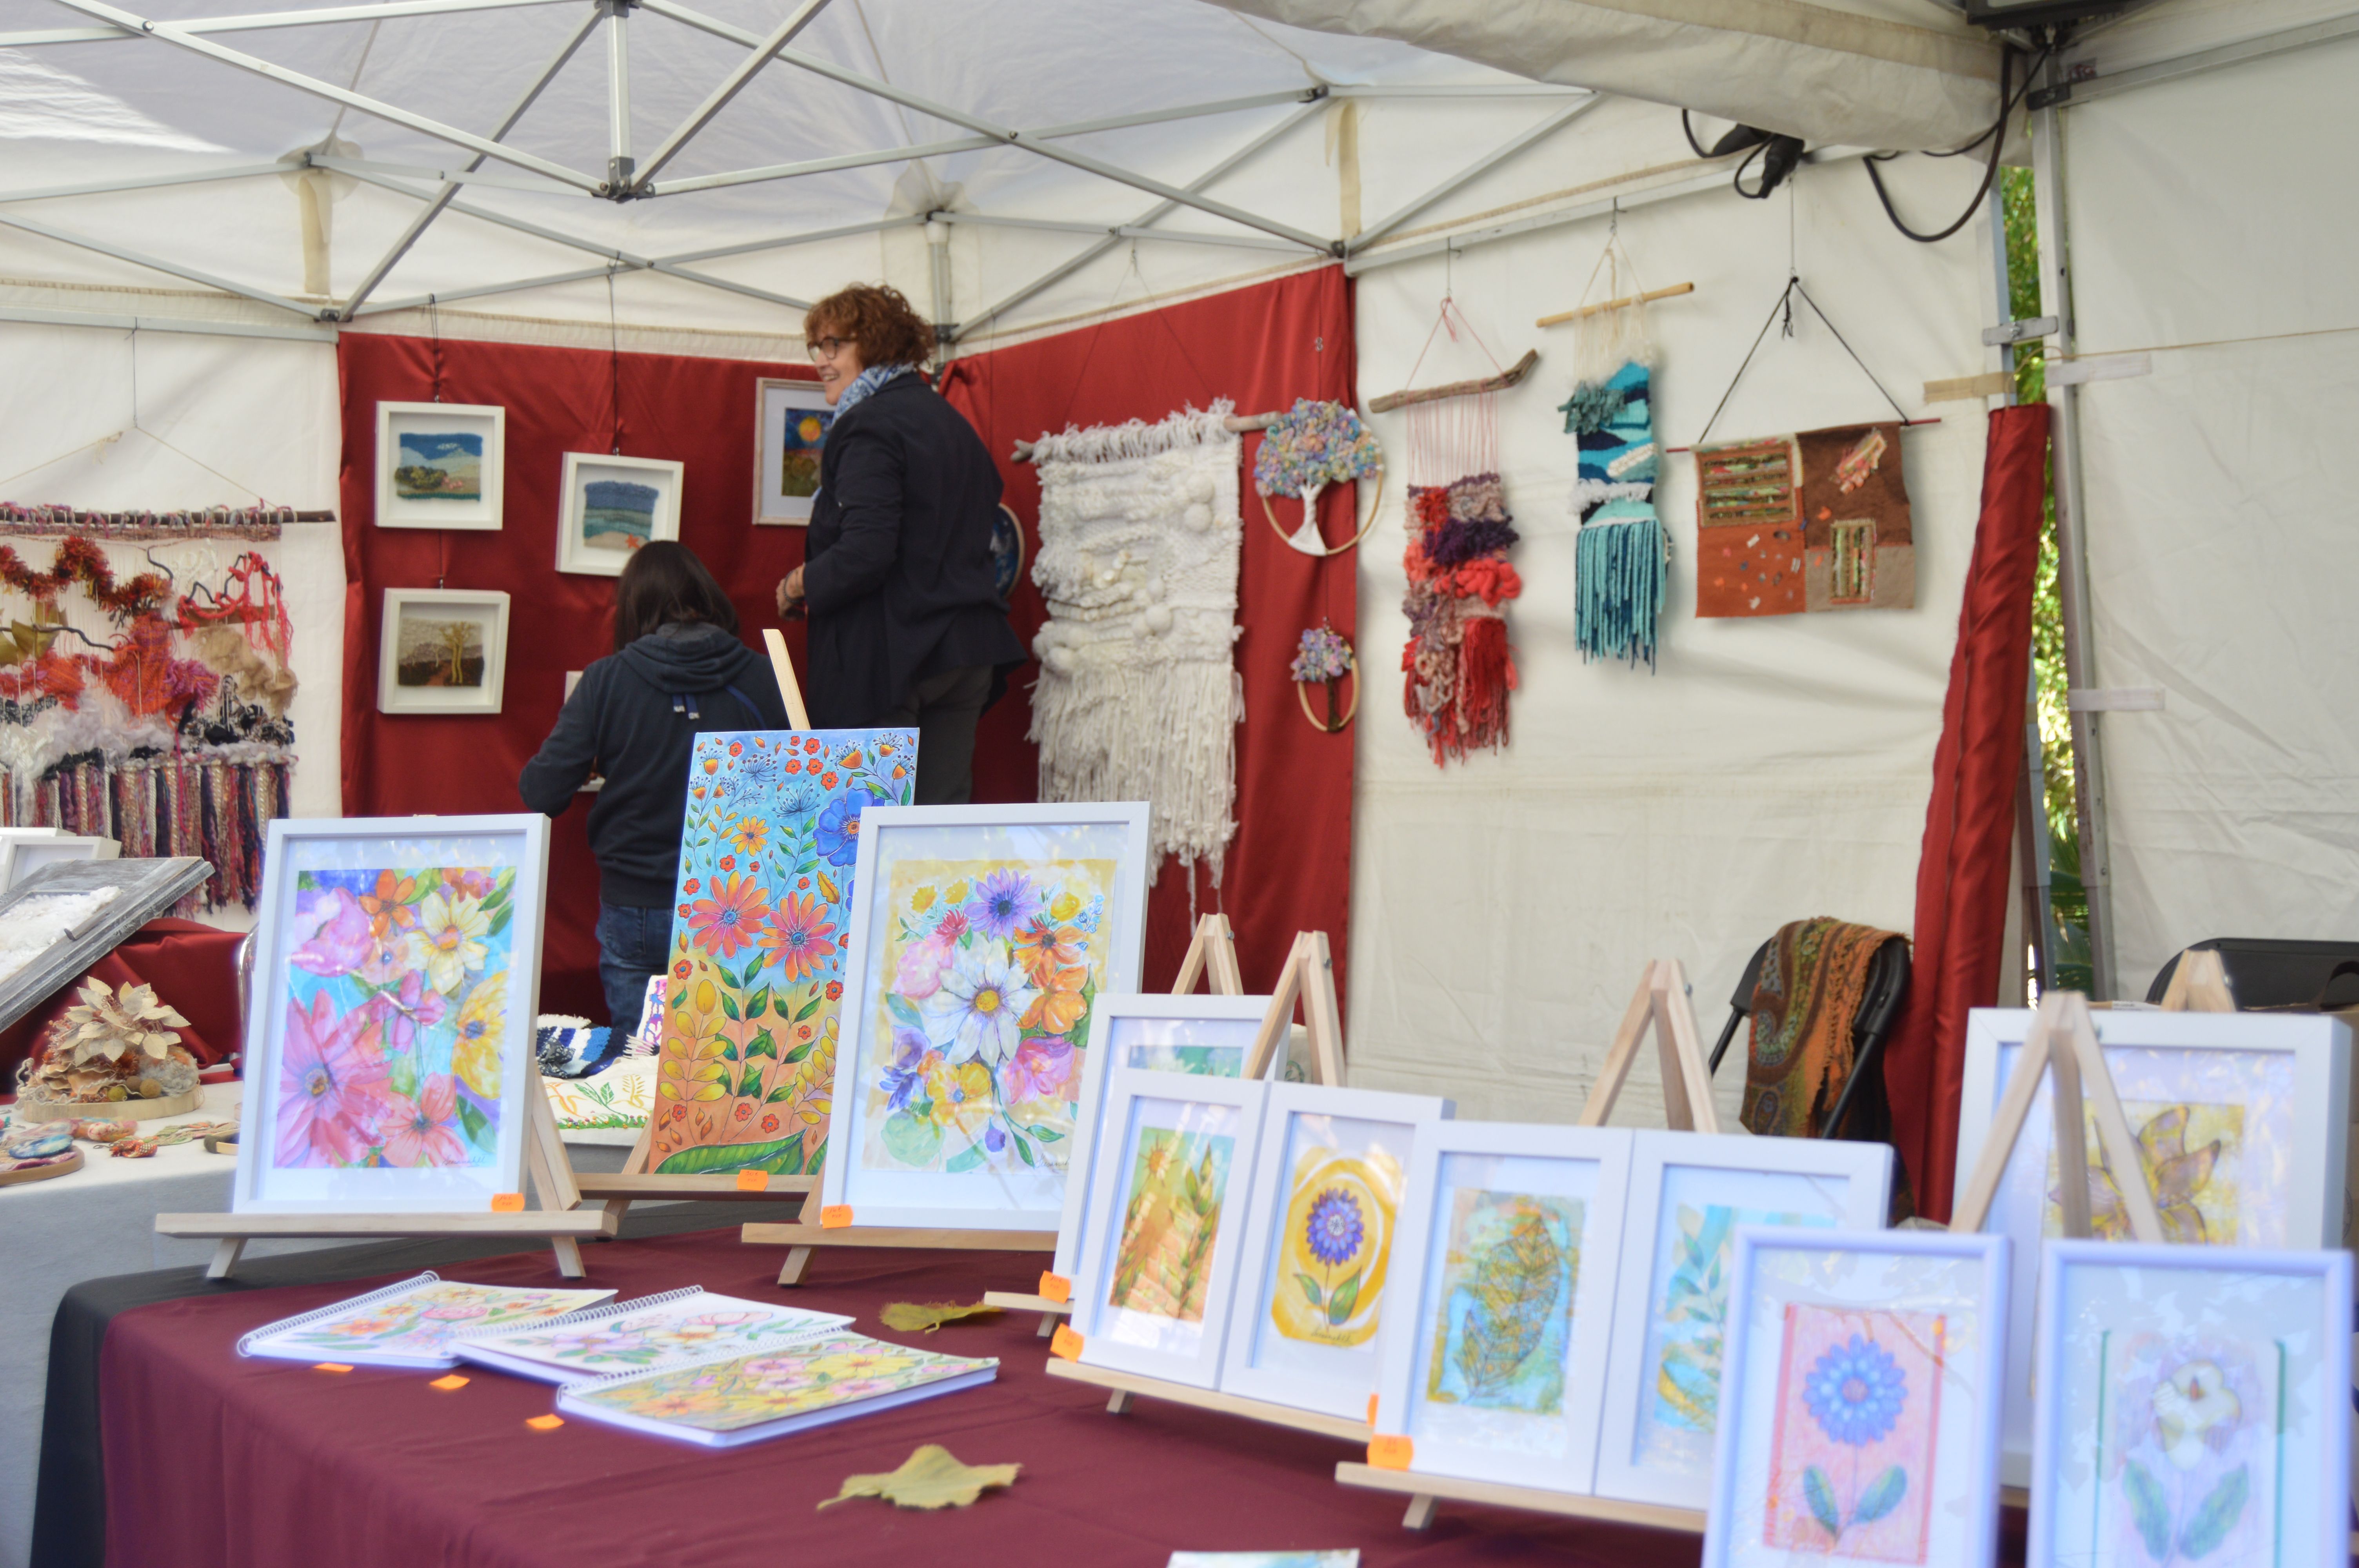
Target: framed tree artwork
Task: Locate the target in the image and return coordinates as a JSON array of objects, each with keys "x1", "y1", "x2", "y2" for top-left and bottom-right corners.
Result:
[{"x1": 378, "y1": 588, "x2": 510, "y2": 716}]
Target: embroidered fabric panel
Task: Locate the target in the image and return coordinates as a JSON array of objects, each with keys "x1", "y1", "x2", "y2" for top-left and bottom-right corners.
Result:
[{"x1": 1694, "y1": 422, "x2": 1914, "y2": 619}]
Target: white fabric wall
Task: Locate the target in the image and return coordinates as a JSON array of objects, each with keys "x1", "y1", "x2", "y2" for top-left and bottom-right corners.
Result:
[
  {"x1": 1342, "y1": 132, "x2": 2000, "y2": 1125},
  {"x1": 2059, "y1": 30, "x2": 2359, "y2": 994}
]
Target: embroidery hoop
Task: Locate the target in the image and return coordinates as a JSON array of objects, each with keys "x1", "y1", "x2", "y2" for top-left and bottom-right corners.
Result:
[
  {"x1": 1259, "y1": 457, "x2": 1385, "y2": 559},
  {"x1": 1294, "y1": 664, "x2": 1359, "y2": 733}
]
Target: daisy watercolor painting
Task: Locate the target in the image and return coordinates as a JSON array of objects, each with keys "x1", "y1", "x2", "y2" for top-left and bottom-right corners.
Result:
[{"x1": 654, "y1": 729, "x2": 915, "y2": 1178}]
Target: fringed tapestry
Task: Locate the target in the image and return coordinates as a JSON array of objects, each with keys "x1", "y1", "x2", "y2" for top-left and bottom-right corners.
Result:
[
  {"x1": 1028, "y1": 403, "x2": 1243, "y2": 885},
  {"x1": 0, "y1": 532, "x2": 296, "y2": 909},
  {"x1": 1741, "y1": 917, "x2": 1901, "y2": 1140},
  {"x1": 1401, "y1": 390, "x2": 1521, "y2": 766},
  {"x1": 1694, "y1": 422, "x2": 1915, "y2": 617}
]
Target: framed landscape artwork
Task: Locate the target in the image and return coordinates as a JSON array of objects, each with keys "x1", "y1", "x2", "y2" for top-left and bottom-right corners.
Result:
[
  {"x1": 1070, "y1": 1066, "x2": 1271, "y2": 1389},
  {"x1": 1593, "y1": 1131, "x2": 1893, "y2": 1510},
  {"x1": 1703, "y1": 1227, "x2": 2008, "y2": 1568},
  {"x1": 1218, "y1": 1082, "x2": 1452, "y2": 1419},
  {"x1": 1370, "y1": 1122, "x2": 1636, "y2": 1494},
  {"x1": 1950, "y1": 1007, "x2": 2349, "y2": 1481},
  {"x1": 1053, "y1": 992, "x2": 1275, "y2": 1278},
  {"x1": 2027, "y1": 1241, "x2": 2350, "y2": 1568},
  {"x1": 817, "y1": 801, "x2": 1152, "y2": 1232},
  {"x1": 378, "y1": 588, "x2": 511, "y2": 715},
  {"x1": 232, "y1": 814, "x2": 551, "y2": 1213},
  {"x1": 556, "y1": 452, "x2": 683, "y2": 575},
  {"x1": 649, "y1": 727, "x2": 916, "y2": 1179},
  {"x1": 755, "y1": 377, "x2": 832, "y2": 524},
  {"x1": 376, "y1": 401, "x2": 504, "y2": 530}
]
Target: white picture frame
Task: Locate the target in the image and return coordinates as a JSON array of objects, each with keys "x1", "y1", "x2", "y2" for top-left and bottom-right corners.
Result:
[
  {"x1": 818, "y1": 801, "x2": 1152, "y2": 1231},
  {"x1": 1070, "y1": 1065, "x2": 1270, "y2": 1389},
  {"x1": 1370, "y1": 1121, "x2": 1636, "y2": 1494},
  {"x1": 1053, "y1": 992, "x2": 1276, "y2": 1278},
  {"x1": 1704, "y1": 1226, "x2": 2009, "y2": 1568},
  {"x1": 1218, "y1": 1082, "x2": 1453, "y2": 1419},
  {"x1": 0, "y1": 833, "x2": 118, "y2": 891},
  {"x1": 1593, "y1": 1130, "x2": 1894, "y2": 1510},
  {"x1": 378, "y1": 588, "x2": 511, "y2": 715},
  {"x1": 232, "y1": 814, "x2": 551, "y2": 1214},
  {"x1": 755, "y1": 376, "x2": 832, "y2": 524},
  {"x1": 556, "y1": 452, "x2": 683, "y2": 576},
  {"x1": 375, "y1": 401, "x2": 504, "y2": 530},
  {"x1": 2027, "y1": 1240, "x2": 2350, "y2": 1568},
  {"x1": 1952, "y1": 1006, "x2": 2350, "y2": 1482}
]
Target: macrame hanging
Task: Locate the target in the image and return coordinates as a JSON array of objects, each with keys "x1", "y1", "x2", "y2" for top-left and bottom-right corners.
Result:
[
  {"x1": 1558, "y1": 224, "x2": 1668, "y2": 671},
  {"x1": 1395, "y1": 298, "x2": 1525, "y2": 768},
  {"x1": 1027, "y1": 403, "x2": 1243, "y2": 886}
]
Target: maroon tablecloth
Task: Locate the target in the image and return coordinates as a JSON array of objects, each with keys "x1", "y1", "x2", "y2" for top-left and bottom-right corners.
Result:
[{"x1": 100, "y1": 1232, "x2": 1710, "y2": 1568}]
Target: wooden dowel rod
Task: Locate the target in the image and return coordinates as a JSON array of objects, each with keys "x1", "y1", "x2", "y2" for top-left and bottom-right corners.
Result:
[
  {"x1": 1536, "y1": 281, "x2": 1694, "y2": 328},
  {"x1": 760, "y1": 628, "x2": 811, "y2": 730}
]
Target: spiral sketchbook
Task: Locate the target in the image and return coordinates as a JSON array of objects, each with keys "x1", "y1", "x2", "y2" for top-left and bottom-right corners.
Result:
[
  {"x1": 236, "y1": 1273, "x2": 616, "y2": 1369},
  {"x1": 453, "y1": 1286, "x2": 853, "y2": 1385},
  {"x1": 555, "y1": 1328, "x2": 998, "y2": 1447}
]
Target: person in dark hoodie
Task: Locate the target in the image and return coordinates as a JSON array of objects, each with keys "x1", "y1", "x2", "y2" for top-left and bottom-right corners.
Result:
[{"x1": 519, "y1": 541, "x2": 789, "y2": 1036}]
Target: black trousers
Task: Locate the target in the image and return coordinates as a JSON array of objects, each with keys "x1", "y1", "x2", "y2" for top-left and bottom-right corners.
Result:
[{"x1": 889, "y1": 663, "x2": 991, "y2": 804}]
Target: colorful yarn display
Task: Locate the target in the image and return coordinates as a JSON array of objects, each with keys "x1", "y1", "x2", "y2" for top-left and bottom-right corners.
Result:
[
  {"x1": 1253, "y1": 399, "x2": 1382, "y2": 500},
  {"x1": 1563, "y1": 359, "x2": 1666, "y2": 669},
  {"x1": 1402, "y1": 474, "x2": 1522, "y2": 765}
]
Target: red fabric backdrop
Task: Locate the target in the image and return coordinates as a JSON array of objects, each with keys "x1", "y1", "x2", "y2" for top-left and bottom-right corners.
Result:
[
  {"x1": 1881, "y1": 403, "x2": 2053, "y2": 1221},
  {"x1": 941, "y1": 265, "x2": 1358, "y2": 1002}
]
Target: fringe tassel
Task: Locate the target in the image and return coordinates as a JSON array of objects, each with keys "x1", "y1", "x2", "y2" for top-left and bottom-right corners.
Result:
[
  {"x1": 1575, "y1": 516, "x2": 1668, "y2": 671},
  {"x1": 1455, "y1": 616, "x2": 1514, "y2": 755}
]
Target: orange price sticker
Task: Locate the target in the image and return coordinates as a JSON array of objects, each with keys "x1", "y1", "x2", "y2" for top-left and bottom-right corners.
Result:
[
  {"x1": 1368, "y1": 1434, "x2": 1413, "y2": 1471},
  {"x1": 1367, "y1": 1393, "x2": 1379, "y2": 1426},
  {"x1": 490, "y1": 1192, "x2": 525, "y2": 1212},
  {"x1": 1049, "y1": 1324, "x2": 1085, "y2": 1361},
  {"x1": 735, "y1": 1169, "x2": 770, "y2": 1192},
  {"x1": 1037, "y1": 1271, "x2": 1072, "y2": 1305},
  {"x1": 313, "y1": 1363, "x2": 353, "y2": 1374},
  {"x1": 429, "y1": 1375, "x2": 469, "y2": 1392},
  {"x1": 525, "y1": 1415, "x2": 565, "y2": 1432},
  {"x1": 819, "y1": 1205, "x2": 854, "y2": 1229}
]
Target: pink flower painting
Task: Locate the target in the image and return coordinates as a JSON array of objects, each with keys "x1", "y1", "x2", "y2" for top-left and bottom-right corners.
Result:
[{"x1": 1763, "y1": 1304, "x2": 1943, "y2": 1563}]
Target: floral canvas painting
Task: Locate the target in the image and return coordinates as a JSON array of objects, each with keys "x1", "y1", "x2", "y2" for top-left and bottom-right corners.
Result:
[
  {"x1": 1110, "y1": 1126, "x2": 1235, "y2": 1323},
  {"x1": 1763, "y1": 1305, "x2": 1945, "y2": 1562},
  {"x1": 2097, "y1": 1332, "x2": 2279, "y2": 1567},
  {"x1": 2046, "y1": 1100, "x2": 2244, "y2": 1245},
  {"x1": 654, "y1": 729, "x2": 915, "y2": 1177},
  {"x1": 1270, "y1": 1144, "x2": 1401, "y2": 1349},
  {"x1": 1643, "y1": 1203, "x2": 1836, "y2": 1462},
  {"x1": 856, "y1": 855, "x2": 1120, "y2": 1179},
  {"x1": 1424, "y1": 1189, "x2": 1581, "y2": 1414},
  {"x1": 274, "y1": 866, "x2": 518, "y2": 1170}
]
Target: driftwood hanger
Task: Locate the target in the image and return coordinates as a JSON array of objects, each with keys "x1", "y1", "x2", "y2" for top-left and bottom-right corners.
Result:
[
  {"x1": 1368, "y1": 348, "x2": 1539, "y2": 417},
  {"x1": 1575, "y1": 959, "x2": 1720, "y2": 1133}
]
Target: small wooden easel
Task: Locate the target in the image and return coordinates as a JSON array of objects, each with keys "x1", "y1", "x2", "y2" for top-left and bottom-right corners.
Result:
[
  {"x1": 2155, "y1": 947, "x2": 2235, "y2": 1014},
  {"x1": 157, "y1": 1073, "x2": 616, "y2": 1281},
  {"x1": 1244, "y1": 929, "x2": 1347, "y2": 1087}
]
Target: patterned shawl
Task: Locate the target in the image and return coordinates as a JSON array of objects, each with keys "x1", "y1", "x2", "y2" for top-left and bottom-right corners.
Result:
[{"x1": 1741, "y1": 918, "x2": 1903, "y2": 1139}]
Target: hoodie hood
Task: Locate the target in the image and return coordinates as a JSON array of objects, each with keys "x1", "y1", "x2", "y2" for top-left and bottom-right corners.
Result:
[{"x1": 615, "y1": 621, "x2": 760, "y2": 691}]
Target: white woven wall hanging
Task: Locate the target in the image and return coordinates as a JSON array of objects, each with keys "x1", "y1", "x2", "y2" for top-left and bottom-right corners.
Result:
[{"x1": 1027, "y1": 401, "x2": 1243, "y2": 886}]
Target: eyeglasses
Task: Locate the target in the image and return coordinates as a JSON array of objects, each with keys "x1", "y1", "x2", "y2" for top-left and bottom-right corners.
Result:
[{"x1": 807, "y1": 336, "x2": 852, "y2": 362}]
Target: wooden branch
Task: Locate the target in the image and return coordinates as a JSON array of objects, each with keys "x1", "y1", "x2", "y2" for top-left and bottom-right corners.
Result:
[
  {"x1": 1011, "y1": 410, "x2": 1282, "y2": 464},
  {"x1": 1536, "y1": 281, "x2": 1693, "y2": 329},
  {"x1": 1367, "y1": 348, "x2": 1540, "y2": 415}
]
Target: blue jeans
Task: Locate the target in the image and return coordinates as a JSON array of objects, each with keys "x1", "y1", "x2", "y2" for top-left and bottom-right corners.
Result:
[{"x1": 596, "y1": 903, "x2": 671, "y2": 1039}]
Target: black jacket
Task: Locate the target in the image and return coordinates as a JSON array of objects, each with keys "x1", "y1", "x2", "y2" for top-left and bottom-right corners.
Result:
[
  {"x1": 803, "y1": 373, "x2": 1026, "y2": 725},
  {"x1": 518, "y1": 622, "x2": 791, "y2": 907}
]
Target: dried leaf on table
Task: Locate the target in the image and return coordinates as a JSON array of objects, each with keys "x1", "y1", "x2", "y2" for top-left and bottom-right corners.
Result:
[
  {"x1": 818, "y1": 1444, "x2": 1020, "y2": 1511},
  {"x1": 878, "y1": 1300, "x2": 1002, "y2": 1333}
]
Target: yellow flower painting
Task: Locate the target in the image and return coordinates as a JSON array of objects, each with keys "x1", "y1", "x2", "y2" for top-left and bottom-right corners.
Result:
[{"x1": 1269, "y1": 1146, "x2": 1399, "y2": 1348}]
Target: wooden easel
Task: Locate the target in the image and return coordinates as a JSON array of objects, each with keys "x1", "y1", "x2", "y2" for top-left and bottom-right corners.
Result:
[
  {"x1": 157, "y1": 1074, "x2": 617, "y2": 1281},
  {"x1": 1245, "y1": 929, "x2": 1347, "y2": 1087},
  {"x1": 2156, "y1": 948, "x2": 2235, "y2": 1014},
  {"x1": 1575, "y1": 958, "x2": 1721, "y2": 1132}
]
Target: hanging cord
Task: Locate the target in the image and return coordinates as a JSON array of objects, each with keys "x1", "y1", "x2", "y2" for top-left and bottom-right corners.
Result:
[
  {"x1": 606, "y1": 269, "x2": 624, "y2": 454},
  {"x1": 1042, "y1": 245, "x2": 1220, "y2": 439},
  {"x1": 0, "y1": 326, "x2": 276, "y2": 501},
  {"x1": 1692, "y1": 275, "x2": 1910, "y2": 449},
  {"x1": 427, "y1": 295, "x2": 445, "y2": 403},
  {"x1": 1865, "y1": 42, "x2": 2049, "y2": 243}
]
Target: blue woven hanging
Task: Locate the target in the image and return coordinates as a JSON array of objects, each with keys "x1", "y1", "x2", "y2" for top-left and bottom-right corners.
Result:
[{"x1": 1561, "y1": 359, "x2": 1666, "y2": 670}]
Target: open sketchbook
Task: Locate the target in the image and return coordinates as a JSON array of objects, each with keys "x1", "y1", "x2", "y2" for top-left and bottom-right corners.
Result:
[
  {"x1": 454, "y1": 1287, "x2": 853, "y2": 1385},
  {"x1": 556, "y1": 1328, "x2": 998, "y2": 1447},
  {"x1": 237, "y1": 1273, "x2": 615, "y2": 1369}
]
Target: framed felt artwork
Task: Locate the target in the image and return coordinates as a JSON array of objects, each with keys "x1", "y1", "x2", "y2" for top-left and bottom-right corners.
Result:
[
  {"x1": 1070, "y1": 1066, "x2": 1270, "y2": 1388},
  {"x1": 649, "y1": 728, "x2": 916, "y2": 1179},
  {"x1": 1053, "y1": 992, "x2": 1275, "y2": 1278},
  {"x1": 1218, "y1": 1082, "x2": 1452, "y2": 1419},
  {"x1": 1593, "y1": 1131, "x2": 1893, "y2": 1509},
  {"x1": 0, "y1": 833, "x2": 117, "y2": 892},
  {"x1": 375, "y1": 401, "x2": 504, "y2": 530},
  {"x1": 1369, "y1": 1122, "x2": 1635, "y2": 1494},
  {"x1": 1703, "y1": 1227, "x2": 2008, "y2": 1568},
  {"x1": 816, "y1": 802, "x2": 1152, "y2": 1230},
  {"x1": 755, "y1": 377, "x2": 832, "y2": 524},
  {"x1": 1951, "y1": 1007, "x2": 2349, "y2": 1482},
  {"x1": 378, "y1": 588, "x2": 510, "y2": 715},
  {"x1": 2027, "y1": 1240, "x2": 2350, "y2": 1568},
  {"x1": 556, "y1": 452, "x2": 682, "y2": 575},
  {"x1": 231, "y1": 815, "x2": 551, "y2": 1213}
]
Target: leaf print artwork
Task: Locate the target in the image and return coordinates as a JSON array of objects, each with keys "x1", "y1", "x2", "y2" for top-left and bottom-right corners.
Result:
[
  {"x1": 2046, "y1": 1101, "x2": 2244, "y2": 1245},
  {"x1": 1424, "y1": 1190, "x2": 1580, "y2": 1414},
  {"x1": 2099, "y1": 1332, "x2": 2277, "y2": 1567},
  {"x1": 1764, "y1": 1305, "x2": 1944, "y2": 1563},
  {"x1": 1270, "y1": 1147, "x2": 1401, "y2": 1348},
  {"x1": 1108, "y1": 1127, "x2": 1234, "y2": 1323},
  {"x1": 1643, "y1": 1202, "x2": 1835, "y2": 1455}
]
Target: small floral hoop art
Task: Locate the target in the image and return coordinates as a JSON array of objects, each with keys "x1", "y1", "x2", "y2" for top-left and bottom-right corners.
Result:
[
  {"x1": 1215, "y1": 1081, "x2": 1451, "y2": 1421},
  {"x1": 1702, "y1": 1227, "x2": 2008, "y2": 1568},
  {"x1": 1253, "y1": 398, "x2": 1386, "y2": 559},
  {"x1": 1290, "y1": 624, "x2": 1358, "y2": 734}
]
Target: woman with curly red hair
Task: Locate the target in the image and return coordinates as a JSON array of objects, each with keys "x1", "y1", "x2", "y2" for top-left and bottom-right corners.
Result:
[{"x1": 775, "y1": 283, "x2": 1023, "y2": 804}]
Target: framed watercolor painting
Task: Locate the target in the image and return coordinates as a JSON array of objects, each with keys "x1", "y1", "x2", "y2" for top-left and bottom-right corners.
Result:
[
  {"x1": 1053, "y1": 992, "x2": 1276, "y2": 1278},
  {"x1": 755, "y1": 377, "x2": 832, "y2": 524},
  {"x1": 817, "y1": 802, "x2": 1151, "y2": 1231},
  {"x1": 1951, "y1": 1007, "x2": 2350, "y2": 1481},
  {"x1": 1218, "y1": 1082, "x2": 1452, "y2": 1419},
  {"x1": 2027, "y1": 1240, "x2": 2350, "y2": 1568},
  {"x1": 378, "y1": 588, "x2": 510, "y2": 716},
  {"x1": 1703, "y1": 1227, "x2": 2008, "y2": 1568},
  {"x1": 231, "y1": 814, "x2": 551, "y2": 1214},
  {"x1": 376, "y1": 401, "x2": 504, "y2": 529},
  {"x1": 556, "y1": 452, "x2": 682, "y2": 575},
  {"x1": 1369, "y1": 1122, "x2": 1635, "y2": 1494},
  {"x1": 1593, "y1": 1130, "x2": 1893, "y2": 1510},
  {"x1": 649, "y1": 728, "x2": 916, "y2": 1179},
  {"x1": 1070, "y1": 1066, "x2": 1270, "y2": 1388}
]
